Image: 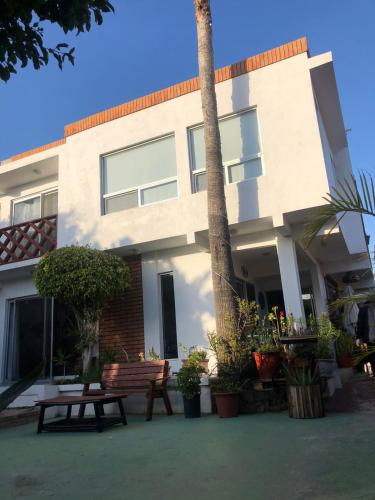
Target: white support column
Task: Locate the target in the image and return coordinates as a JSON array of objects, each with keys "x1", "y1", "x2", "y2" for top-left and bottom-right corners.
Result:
[
  {"x1": 310, "y1": 263, "x2": 328, "y2": 316},
  {"x1": 276, "y1": 233, "x2": 306, "y2": 324}
]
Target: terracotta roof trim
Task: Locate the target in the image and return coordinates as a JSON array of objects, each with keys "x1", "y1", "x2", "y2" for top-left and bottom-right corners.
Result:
[
  {"x1": 64, "y1": 37, "x2": 308, "y2": 137},
  {"x1": 5, "y1": 37, "x2": 308, "y2": 162},
  {"x1": 10, "y1": 138, "x2": 66, "y2": 162}
]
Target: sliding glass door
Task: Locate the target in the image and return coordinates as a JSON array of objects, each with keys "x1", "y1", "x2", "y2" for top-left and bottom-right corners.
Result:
[{"x1": 4, "y1": 296, "x2": 77, "y2": 382}]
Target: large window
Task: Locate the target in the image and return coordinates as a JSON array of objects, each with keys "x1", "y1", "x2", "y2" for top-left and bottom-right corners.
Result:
[
  {"x1": 160, "y1": 273, "x2": 178, "y2": 359},
  {"x1": 102, "y1": 135, "x2": 178, "y2": 214},
  {"x1": 189, "y1": 109, "x2": 262, "y2": 192},
  {"x1": 12, "y1": 190, "x2": 58, "y2": 225}
]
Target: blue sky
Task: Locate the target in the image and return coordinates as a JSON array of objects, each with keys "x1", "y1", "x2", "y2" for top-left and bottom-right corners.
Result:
[{"x1": 1, "y1": 0, "x2": 374, "y2": 245}]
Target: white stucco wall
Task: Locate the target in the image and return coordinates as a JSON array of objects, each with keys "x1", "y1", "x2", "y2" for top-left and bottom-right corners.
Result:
[
  {"x1": 142, "y1": 247, "x2": 215, "y2": 373},
  {"x1": 56, "y1": 52, "x2": 330, "y2": 251}
]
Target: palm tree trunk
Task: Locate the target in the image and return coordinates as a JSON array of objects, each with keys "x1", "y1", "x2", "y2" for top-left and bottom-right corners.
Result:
[{"x1": 194, "y1": 0, "x2": 238, "y2": 337}]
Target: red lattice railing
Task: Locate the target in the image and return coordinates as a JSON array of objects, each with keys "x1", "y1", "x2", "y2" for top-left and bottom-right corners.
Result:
[{"x1": 0, "y1": 215, "x2": 57, "y2": 265}]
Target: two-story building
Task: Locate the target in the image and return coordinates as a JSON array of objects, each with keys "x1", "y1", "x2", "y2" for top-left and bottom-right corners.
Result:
[{"x1": 0, "y1": 37, "x2": 372, "y2": 382}]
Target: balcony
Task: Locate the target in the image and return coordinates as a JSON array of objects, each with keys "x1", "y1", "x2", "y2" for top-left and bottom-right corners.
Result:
[{"x1": 0, "y1": 215, "x2": 57, "y2": 266}]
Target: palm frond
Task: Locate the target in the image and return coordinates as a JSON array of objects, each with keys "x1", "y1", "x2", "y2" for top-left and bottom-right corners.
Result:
[
  {"x1": 303, "y1": 173, "x2": 375, "y2": 247},
  {"x1": 328, "y1": 292, "x2": 375, "y2": 312},
  {"x1": 353, "y1": 345, "x2": 375, "y2": 366}
]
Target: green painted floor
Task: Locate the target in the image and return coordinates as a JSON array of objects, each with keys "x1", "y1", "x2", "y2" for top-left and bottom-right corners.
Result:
[{"x1": 0, "y1": 410, "x2": 374, "y2": 500}]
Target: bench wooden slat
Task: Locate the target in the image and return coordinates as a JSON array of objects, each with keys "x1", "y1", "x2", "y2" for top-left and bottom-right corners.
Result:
[
  {"x1": 104, "y1": 361, "x2": 167, "y2": 369},
  {"x1": 102, "y1": 373, "x2": 165, "y2": 383},
  {"x1": 104, "y1": 380, "x2": 162, "y2": 388},
  {"x1": 102, "y1": 367, "x2": 166, "y2": 376}
]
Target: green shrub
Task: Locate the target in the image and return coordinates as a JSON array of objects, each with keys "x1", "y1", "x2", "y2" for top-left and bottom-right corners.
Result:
[
  {"x1": 176, "y1": 363, "x2": 204, "y2": 399},
  {"x1": 34, "y1": 246, "x2": 131, "y2": 372}
]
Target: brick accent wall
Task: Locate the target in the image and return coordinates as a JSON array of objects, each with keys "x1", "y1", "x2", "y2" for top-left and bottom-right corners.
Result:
[{"x1": 99, "y1": 255, "x2": 145, "y2": 361}]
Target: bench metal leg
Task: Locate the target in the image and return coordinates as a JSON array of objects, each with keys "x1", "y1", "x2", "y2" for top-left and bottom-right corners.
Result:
[
  {"x1": 118, "y1": 398, "x2": 127, "y2": 426},
  {"x1": 66, "y1": 405, "x2": 72, "y2": 419},
  {"x1": 78, "y1": 403, "x2": 86, "y2": 418},
  {"x1": 94, "y1": 403, "x2": 103, "y2": 433},
  {"x1": 37, "y1": 406, "x2": 46, "y2": 434}
]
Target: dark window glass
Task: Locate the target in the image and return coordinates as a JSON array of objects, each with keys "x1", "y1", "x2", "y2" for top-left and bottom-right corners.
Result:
[
  {"x1": 246, "y1": 283, "x2": 256, "y2": 302},
  {"x1": 160, "y1": 273, "x2": 178, "y2": 359},
  {"x1": 6, "y1": 297, "x2": 50, "y2": 380},
  {"x1": 5, "y1": 297, "x2": 79, "y2": 381}
]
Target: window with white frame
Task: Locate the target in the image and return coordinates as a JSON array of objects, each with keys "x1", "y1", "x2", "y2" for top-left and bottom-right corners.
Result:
[
  {"x1": 12, "y1": 190, "x2": 58, "y2": 225},
  {"x1": 189, "y1": 109, "x2": 262, "y2": 192},
  {"x1": 101, "y1": 134, "x2": 178, "y2": 214}
]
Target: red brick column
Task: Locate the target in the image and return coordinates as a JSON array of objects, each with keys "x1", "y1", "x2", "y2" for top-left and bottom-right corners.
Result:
[{"x1": 99, "y1": 255, "x2": 144, "y2": 361}]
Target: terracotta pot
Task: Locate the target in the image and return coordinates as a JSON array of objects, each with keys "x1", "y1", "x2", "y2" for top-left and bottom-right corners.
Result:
[
  {"x1": 214, "y1": 393, "x2": 239, "y2": 418},
  {"x1": 338, "y1": 353, "x2": 353, "y2": 368},
  {"x1": 252, "y1": 352, "x2": 280, "y2": 380}
]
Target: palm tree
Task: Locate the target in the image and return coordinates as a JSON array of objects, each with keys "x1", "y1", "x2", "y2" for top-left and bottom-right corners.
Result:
[
  {"x1": 304, "y1": 173, "x2": 375, "y2": 364},
  {"x1": 304, "y1": 173, "x2": 374, "y2": 308},
  {"x1": 304, "y1": 173, "x2": 375, "y2": 246},
  {"x1": 194, "y1": 0, "x2": 238, "y2": 337}
]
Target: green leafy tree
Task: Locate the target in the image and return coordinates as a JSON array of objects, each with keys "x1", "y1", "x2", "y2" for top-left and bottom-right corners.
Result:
[
  {"x1": 34, "y1": 246, "x2": 131, "y2": 372},
  {"x1": 0, "y1": 0, "x2": 114, "y2": 81}
]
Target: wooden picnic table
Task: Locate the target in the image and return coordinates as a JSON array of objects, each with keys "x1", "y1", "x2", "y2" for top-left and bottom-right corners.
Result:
[{"x1": 36, "y1": 394, "x2": 127, "y2": 433}]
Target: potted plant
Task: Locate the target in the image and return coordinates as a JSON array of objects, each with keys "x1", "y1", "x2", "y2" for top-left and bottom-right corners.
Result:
[
  {"x1": 315, "y1": 314, "x2": 340, "y2": 377},
  {"x1": 335, "y1": 332, "x2": 355, "y2": 368},
  {"x1": 252, "y1": 340, "x2": 281, "y2": 380},
  {"x1": 285, "y1": 365, "x2": 324, "y2": 419},
  {"x1": 210, "y1": 364, "x2": 241, "y2": 418},
  {"x1": 252, "y1": 311, "x2": 282, "y2": 380},
  {"x1": 176, "y1": 362, "x2": 205, "y2": 418},
  {"x1": 207, "y1": 300, "x2": 256, "y2": 418}
]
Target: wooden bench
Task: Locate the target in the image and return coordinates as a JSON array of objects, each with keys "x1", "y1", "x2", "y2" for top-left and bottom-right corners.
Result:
[{"x1": 81, "y1": 360, "x2": 173, "y2": 421}]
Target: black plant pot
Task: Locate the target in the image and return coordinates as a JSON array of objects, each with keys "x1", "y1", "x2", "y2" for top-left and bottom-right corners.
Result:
[{"x1": 183, "y1": 393, "x2": 201, "y2": 418}]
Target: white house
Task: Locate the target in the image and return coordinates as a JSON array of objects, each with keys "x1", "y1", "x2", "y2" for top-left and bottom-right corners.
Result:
[{"x1": 0, "y1": 37, "x2": 372, "y2": 383}]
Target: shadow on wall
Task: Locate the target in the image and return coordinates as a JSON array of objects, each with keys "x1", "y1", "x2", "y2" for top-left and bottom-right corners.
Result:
[
  {"x1": 230, "y1": 66, "x2": 260, "y2": 225},
  {"x1": 56, "y1": 208, "x2": 216, "y2": 365}
]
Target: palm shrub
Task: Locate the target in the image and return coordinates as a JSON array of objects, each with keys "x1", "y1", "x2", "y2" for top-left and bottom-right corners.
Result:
[
  {"x1": 335, "y1": 332, "x2": 355, "y2": 357},
  {"x1": 208, "y1": 299, "x2": 259, "y2": 391},
  {"x1": 314, "y1": 314, "x2": 341, "y2": 359}
]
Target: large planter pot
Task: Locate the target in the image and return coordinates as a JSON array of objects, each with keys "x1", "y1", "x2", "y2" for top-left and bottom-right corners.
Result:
[
  {"x1": 317, "y1": 359, "x2": 334, "y2": 377},
  {"x1": 213, "y1": 393, "x2": 239, "y2": 418},
  {"x1": 252, "y1": 352, "x2": 280, "y2": 380},
  {"x1": 288, "y1": 385, "x2": 324, "y2": 419},
  {"x1": 338, "y1": 353, "x2": 353, "y2": 368},
  {"x1": 183, "y1": 394, "x2": 201, "y2": 418}
]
